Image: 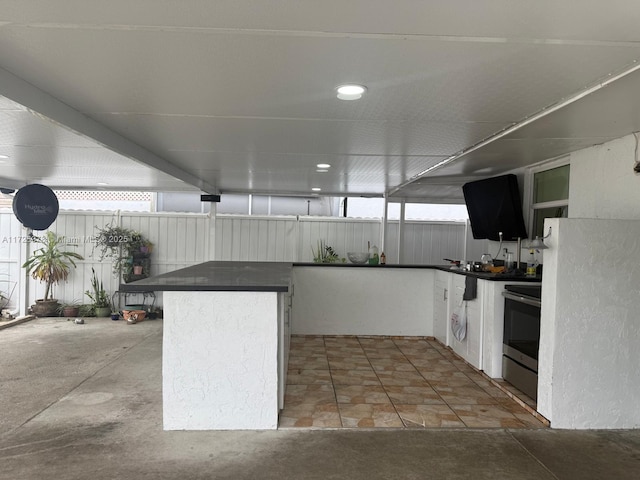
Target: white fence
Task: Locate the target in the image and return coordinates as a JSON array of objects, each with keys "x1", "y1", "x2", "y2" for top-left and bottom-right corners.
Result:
[
  {"x1": 214, "y1": 214, "x2": 487, "y2": 264},
  {"x1": 0, "y1": 209, "x2": 486, "y2": 314}
]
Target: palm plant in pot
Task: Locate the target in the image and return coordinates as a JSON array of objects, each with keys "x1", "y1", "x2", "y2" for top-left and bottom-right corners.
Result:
[
  {"x1": 85, "y1": 268, "x2": 111, "y2": 317},
  {"x1": 23, "y1": 231, "x2": 84, "y2": 317}
]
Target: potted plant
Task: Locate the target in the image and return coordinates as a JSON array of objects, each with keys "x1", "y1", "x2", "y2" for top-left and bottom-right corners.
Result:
[
  {"x1": 311, "y1": 240, "x2": 340, "y2": 263},
  {"x1": 23, "y1": 231, "x2": 84, "y2": 317},
  {"x1": 85, "y1": 268, "x2": 111, "y2": 317},
  {"x1": 93, "y1": 222, "x2": 152, "y2": 282},
  {"x1": 139, "y1": 239, "x2": 153, "y2": 254},
  {"x1": 78, "y1": 304, "x2": 95, "y2": 317},
  {"x1": 58, "y1": 300, "x2": 81, "y2": 317},
  {"x1": 93, "y1": 222, "x2": 141, "y2": 277}
]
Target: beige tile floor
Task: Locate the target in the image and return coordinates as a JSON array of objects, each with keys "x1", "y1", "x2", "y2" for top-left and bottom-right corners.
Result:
[{"x1": 280, "y1": 335, "x2": 547, "y2": 429}]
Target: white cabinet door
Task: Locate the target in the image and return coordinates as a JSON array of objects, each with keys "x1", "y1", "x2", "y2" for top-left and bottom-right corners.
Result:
[
  {"x1": 448, "y1": 273, "x2": 484, "y2": 370},
  {"x1": 433, "y1": 271, "x2": 451, "y2": 345},
  {"x1": 449, "y1": 274, "x2": 468, "y2": 359},
  {"x1": 465, "y1": 286, "x2": 483, "y2": 370}
]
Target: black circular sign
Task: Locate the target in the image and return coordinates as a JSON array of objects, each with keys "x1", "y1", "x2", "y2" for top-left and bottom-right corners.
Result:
[{"x1": 12, "y1": 184, "x2": 59, "y2": 230}]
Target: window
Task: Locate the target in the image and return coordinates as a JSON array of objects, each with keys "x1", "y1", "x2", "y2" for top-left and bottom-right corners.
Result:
[
  {"x1": 346, "y1": 197, "x2": 468, "y2": 221},
  {"x1": 530, "y1": 163, "x2": 570, "y2": 238}
]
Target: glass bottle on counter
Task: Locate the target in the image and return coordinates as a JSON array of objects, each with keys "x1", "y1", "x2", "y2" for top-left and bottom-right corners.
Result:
[{"x1": 368, "y1": 245, "x2": 379, "y2": 265}]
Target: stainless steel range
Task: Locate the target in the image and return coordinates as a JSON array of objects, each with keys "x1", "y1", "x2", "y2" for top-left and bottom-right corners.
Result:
[{"x1": 502, "y1": 284, "x2": 542, "y2": 400}]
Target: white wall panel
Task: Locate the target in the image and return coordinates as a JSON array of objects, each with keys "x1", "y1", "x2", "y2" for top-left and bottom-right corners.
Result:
[
  {"x1": 292, "y1": 267, "x2": 434, "y2": 336},
  {"x1": 215, "y1": 215, "x2": 298, "y2": 262},
  {"x1": 0, "y1": 211, "x2": 24, "y2": 309}
]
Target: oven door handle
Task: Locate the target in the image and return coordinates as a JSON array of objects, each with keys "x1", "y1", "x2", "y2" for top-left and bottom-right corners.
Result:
[{"x1": 502, "y1": 291, "x2": 541, "y2": 308}]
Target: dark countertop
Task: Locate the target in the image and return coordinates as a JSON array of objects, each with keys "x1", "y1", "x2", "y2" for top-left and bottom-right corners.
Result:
[
  {"x1": 432, "y1": 266, "x2": 542, "y2": 282},
  {"x1": 121, "y1": 260, "x2": 541, "y2": 292},
  {"x1": 120, "y1": 261, "x2": 292, "y2": 292},
  {"x1": 294, "y1": 262, "x2": 542, "y2": 282},
  {"x1": 293, "y1": 262, "x2": 440, "y2": 269}
]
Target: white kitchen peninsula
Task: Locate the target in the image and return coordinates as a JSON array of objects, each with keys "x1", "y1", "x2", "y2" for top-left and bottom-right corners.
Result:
[{"x1": 128, "y1": 261, "x2": 292, "y2": 430}]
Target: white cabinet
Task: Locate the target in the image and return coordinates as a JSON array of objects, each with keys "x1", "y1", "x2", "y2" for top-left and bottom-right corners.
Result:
[
  {"x1": 435, "y1": 271, "x2": 484, "y2": 370},
  {"x1": 436, "y1": 271, "x2": 540, "y2": 377},
  {"x1": 433, "y1": 270, "x2": 451, "y2": 345}
]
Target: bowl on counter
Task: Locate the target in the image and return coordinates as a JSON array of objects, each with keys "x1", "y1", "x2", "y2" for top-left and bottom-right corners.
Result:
[{"x1": 347, "y1": 252, "x2": 369, "y2": 264}]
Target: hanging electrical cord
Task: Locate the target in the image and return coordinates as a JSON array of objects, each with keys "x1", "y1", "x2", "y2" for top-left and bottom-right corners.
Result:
[{"x1": 492, "y1": 231, "x2": 504, "y2": 261}]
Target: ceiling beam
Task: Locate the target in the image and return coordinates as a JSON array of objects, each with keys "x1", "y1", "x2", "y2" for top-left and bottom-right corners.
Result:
[{"x1": 0, "y1": 66, "x2": 217, "y2": 194}]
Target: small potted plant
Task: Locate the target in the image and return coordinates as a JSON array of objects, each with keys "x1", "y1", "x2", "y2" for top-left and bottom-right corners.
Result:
[
  {"x1": 139, "y1": 239, "x2": 154, "y2": 254},
  {"x1": 23, "y1": 231, "x2": 84, "y2": 317},
  {"x1": 311, "y1": 240, "x2": 340, "y2": 263},
  {"x1": 58, "y1": 300, "x2": 81, "y2": 317},
  {"x1": 85, "y1": 268, "x2": 111, "y2": 317}
]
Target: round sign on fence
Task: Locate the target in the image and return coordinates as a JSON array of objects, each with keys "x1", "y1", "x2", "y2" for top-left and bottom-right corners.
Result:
[{"x1": 12, "y1": 184, "x2": 59, "y2": 230}]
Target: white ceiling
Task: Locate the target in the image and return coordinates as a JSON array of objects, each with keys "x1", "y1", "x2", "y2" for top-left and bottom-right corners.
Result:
[{"x1": 1, "y1": 1, "x2": 640, "y2": 202}]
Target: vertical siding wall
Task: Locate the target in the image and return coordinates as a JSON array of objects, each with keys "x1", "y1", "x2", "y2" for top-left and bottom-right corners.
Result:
[
  {"x1": 0, "y1": 213, "x2": 23, "y2": 310},
  {"x1": 0, "y1": 210, "x2": 211, "y2": 311},
  {"x1": 0, "y1": 210, "x2": 475, "y2": 312},
  {"x1": 214, "y1": 214, "x2": 473, "y2": 264}
]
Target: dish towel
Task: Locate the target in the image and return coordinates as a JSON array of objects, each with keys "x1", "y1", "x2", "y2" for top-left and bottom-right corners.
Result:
[{"x1": 463, "y1": 276, "x2": 477, "y2": 301}]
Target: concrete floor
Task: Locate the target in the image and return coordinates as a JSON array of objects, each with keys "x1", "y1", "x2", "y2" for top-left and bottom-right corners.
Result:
[{"x1": 1, "y1": 318, "x2": 639, "y2": 480}]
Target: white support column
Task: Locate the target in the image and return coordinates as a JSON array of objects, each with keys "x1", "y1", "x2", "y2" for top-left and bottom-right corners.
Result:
[
  {"x1": 18, "y1": 227, "x2": 31, "y2": 316},
  {"x1": 381, "y1": 195, "x2": 389, "y2": 254},
  {"x1": 207, "y1": 203, "x2": 217, "y2": 261},
  {"x1": 397, "y1": 200, "x2": 406, "y2": 264},
  {"x1": 463, "y1": 219, "x2": 469, "y2": 263}
]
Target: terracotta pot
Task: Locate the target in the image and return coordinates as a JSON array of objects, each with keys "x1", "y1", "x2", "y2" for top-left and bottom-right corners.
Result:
[
  {"x1": 133, "y1": 265, "x2": 143, "y2": 275},
  {"x1": 62, "y1": 306, "x2": 80, "y2": 317},
  {"x1": 122, "y1": 309, "x2": 146, "y2": 322}
]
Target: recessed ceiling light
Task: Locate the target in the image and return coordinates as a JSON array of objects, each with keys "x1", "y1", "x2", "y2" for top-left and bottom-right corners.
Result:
[
  {"x1": 316, "y1": 163, "x2": 331, "y2": 169},
  {"x1": 97, "y1": 182, "x2": 109, "y2": 186},
  {"x1": 336, "y1": 84, "x2": 367, "y2": 100},
  {"x1": 0, "y1": 154, "x2": 9, "y2": 159},
  {"x1": 312, "y1": 187, "x2": 322, "y2": 192}
]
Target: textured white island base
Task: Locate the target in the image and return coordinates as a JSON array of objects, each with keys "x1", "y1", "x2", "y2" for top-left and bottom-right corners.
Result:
[{"x1": 162, "y1": 291, "x2": 279, "y2": 430}]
